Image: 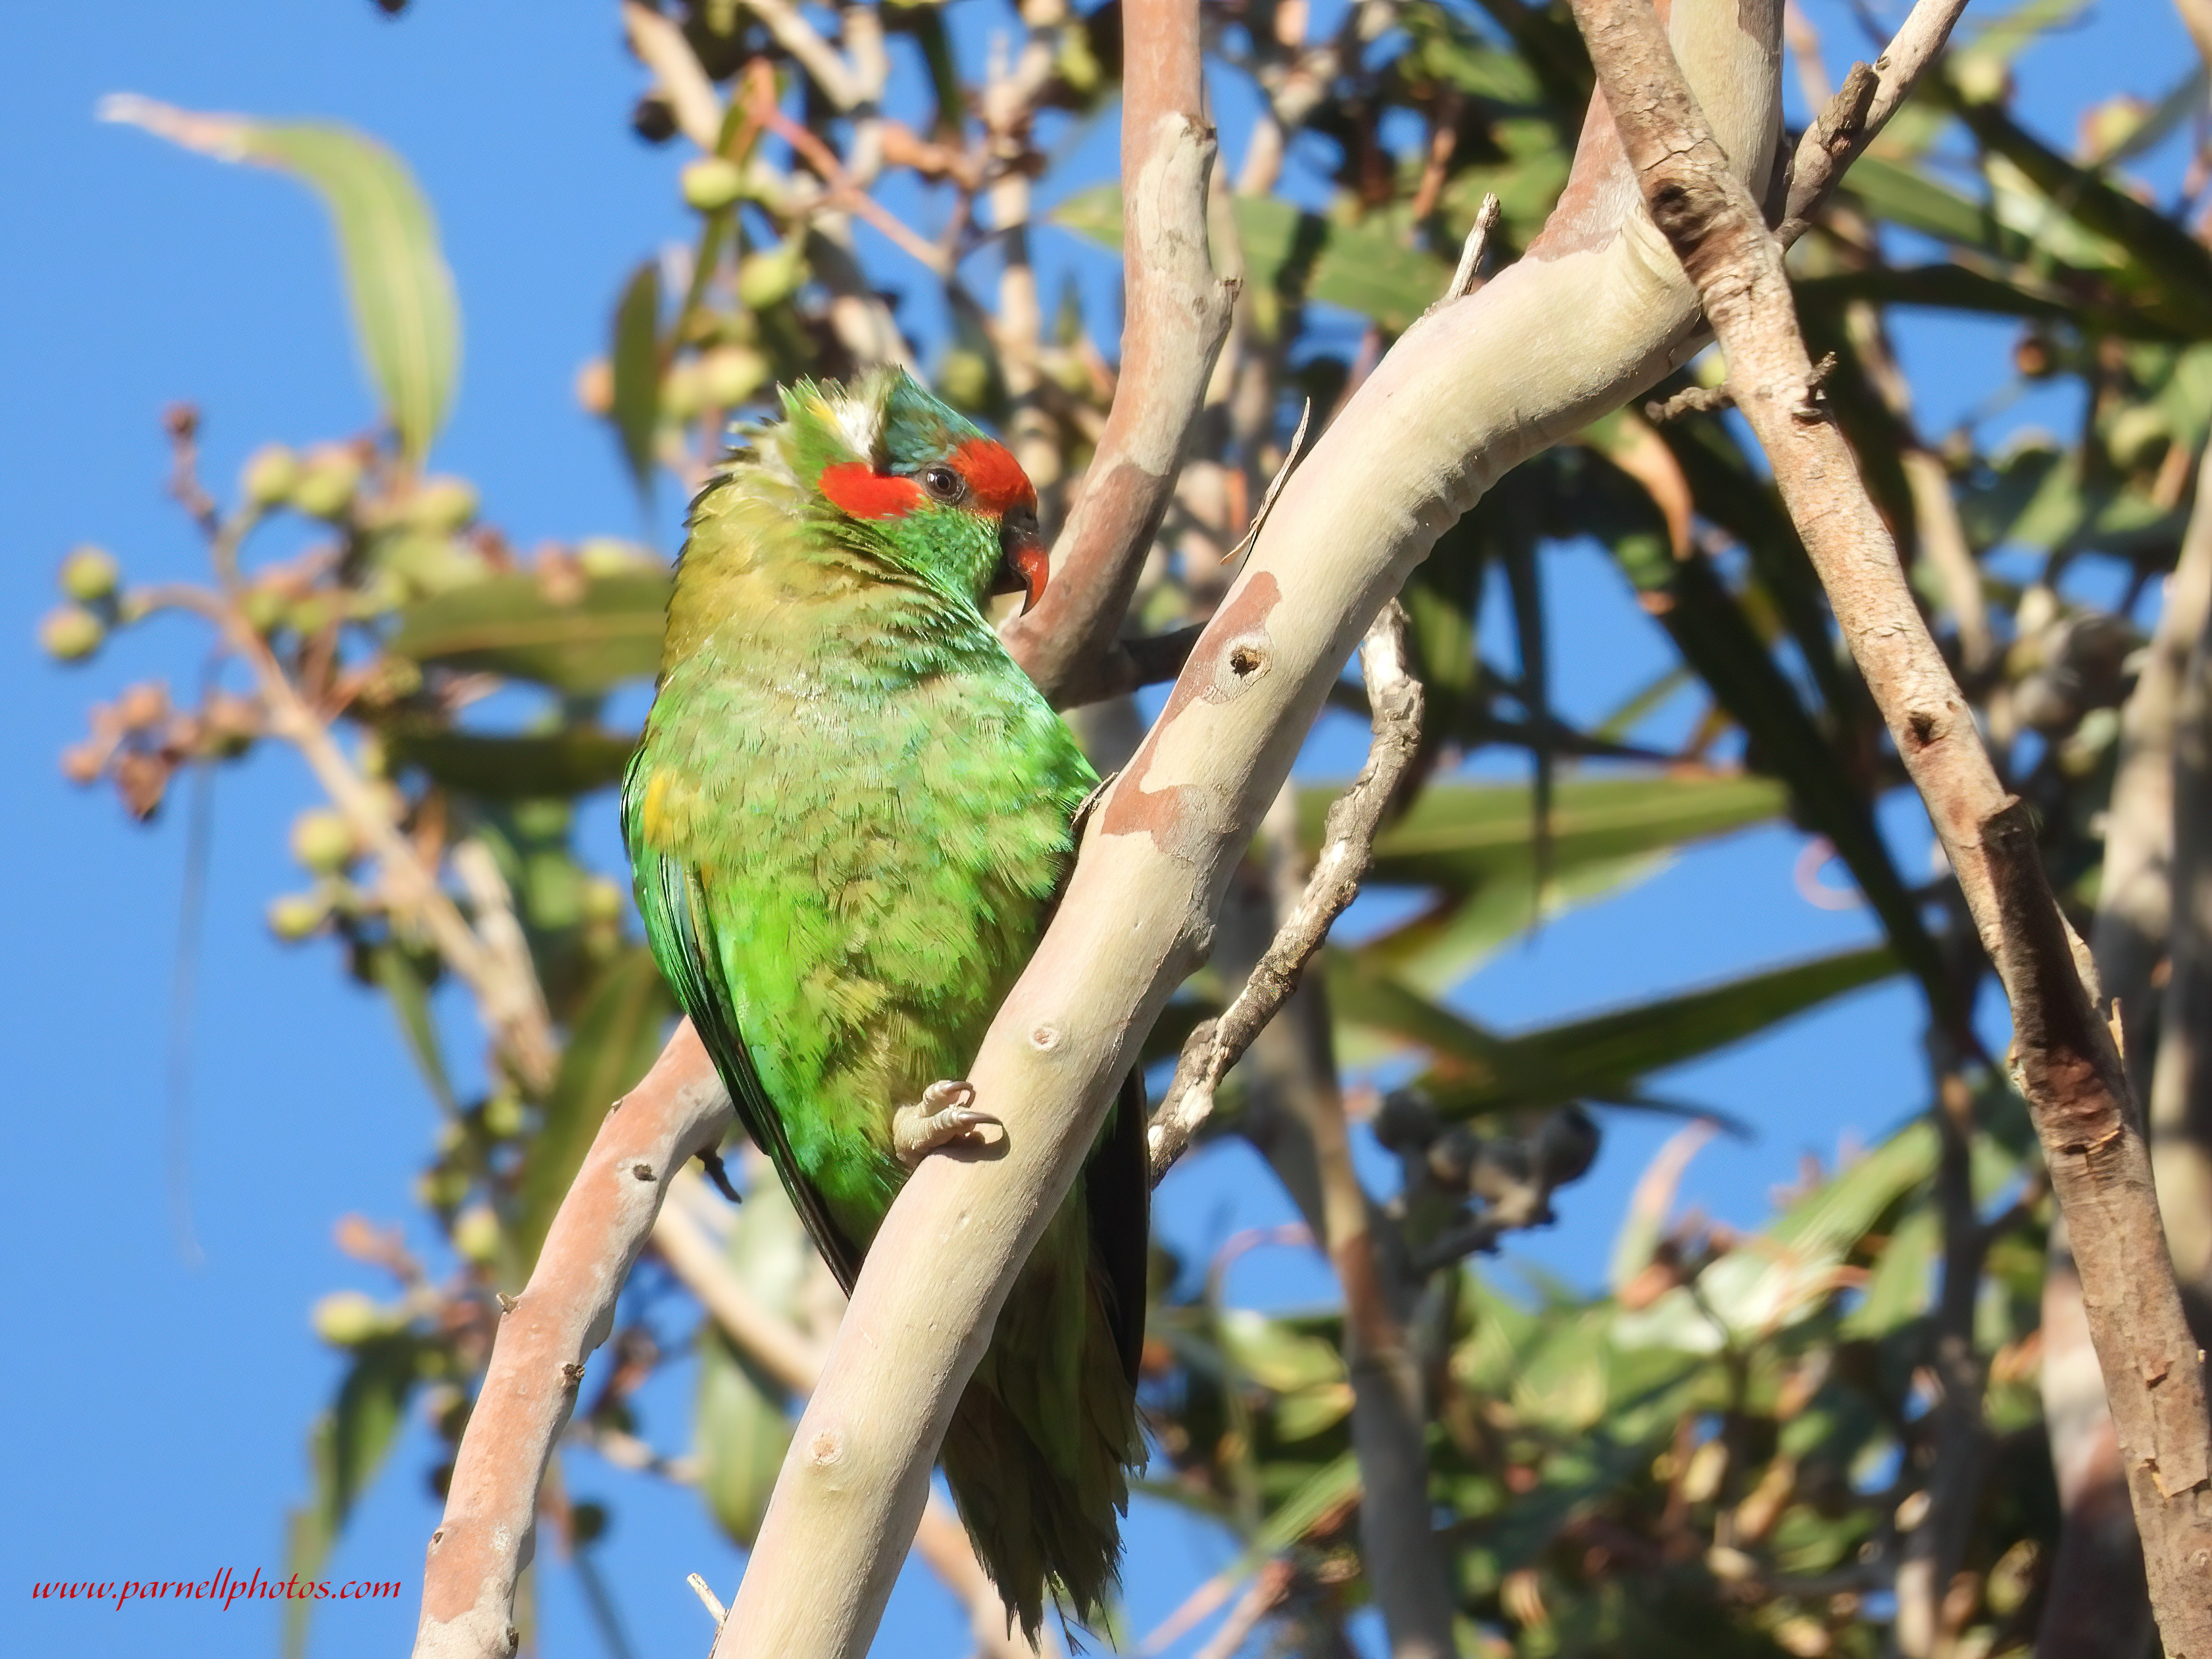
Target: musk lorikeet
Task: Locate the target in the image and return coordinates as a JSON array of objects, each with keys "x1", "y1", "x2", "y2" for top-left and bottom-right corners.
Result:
[{"x1": 622, "y1": 368, "x2": 1148, "y2": 1635}]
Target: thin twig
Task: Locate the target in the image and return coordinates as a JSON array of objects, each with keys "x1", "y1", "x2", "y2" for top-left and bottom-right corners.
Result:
[
  {"x1": 1147, "y1": 600, "x2": 1424, "y2": 1180},
  {"x1": 750, "y1": 83, "x2": 949, "y2": 275},
  {"x1": 622, "y1": 1, "x2": 723, "y2": 151},
  {"x1": 1189, "y1": 1560, "x2": 1294, "y2": 1659},
  {"x1": 1222, "y1": 399, "x2": 1312, "y2": 567},
  {"x1": 1645, "y1": 383, "x2": 1736, "y2": 421},
  {"x1": 1567, "y1": 1, "x2": 2212, "y2": 1649},
  {"x1": 1442, "y1": 192, "x2": 1502, "y2": 306},
  {"x1": 1776, "y1": 2, "x2": 1968, "y2": 245},
  {"x1": 685, "y1": 1574, "x2": 727, "y2": 1629},
  {"x1": 743, "y1": 0, "x2": 865, "y2": 111}
]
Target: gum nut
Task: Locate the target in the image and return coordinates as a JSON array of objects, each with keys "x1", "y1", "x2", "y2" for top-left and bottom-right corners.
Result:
[
  {"x1": 59, "y1": 544, "x2": 120, "y2": 602},
  {"x1": 576, "y1": 537, "x2": 651, "y2": 575},
  {"x1": 311, "y1": 1290, "x2": 390, "y2": 1347},
  {"x1": 242, "y1": 443, "x2": 301, "y2": 506},
  {"x1": 680, "y1": 156, "x2": 745, "y2": 212},
  {"x1": 737, "y1": 248, "x2": 804, "y2": 311},
  {"x1": 407, "y1": 476, "x2": 481, "y2": 533},
  {"x1": 661, "y1": 358, "x2": 705, "y2": 419},
  {"x1": 698, "y1": 343, "x2": 768, "y2": 407},
  {"x1": 38, "y1": 605, "x2": 104, "y2": 661},
  {"x1": 580, "y1": 875, "x2": 626, "y2": 923},
  {"x1": 267, "y1": 891, "x2": 331, "y2": 941},
  {"x1": 452, "y1": 1204, "x2": 502, "y2": 1265},
  {"x1": 576, "y1": 358, "x2": 614, "y2": 415},
  {"x1": 241, "y1": 585, "x2": 289, "y2": 634},
  {"x1": 290, "y1": 808, "x2": 359, "y2": 874},
  {"x1": 936, "y1": 349, "x2": 992, "y2": 411},
  {"x1": 291, "y1": 447, "x2": 364, "y2": 519}
]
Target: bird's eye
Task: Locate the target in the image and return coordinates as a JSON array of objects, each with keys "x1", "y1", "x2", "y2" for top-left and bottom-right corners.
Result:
[{"x1": 920, "y1": 464, "x2": 966, "y2": 504}]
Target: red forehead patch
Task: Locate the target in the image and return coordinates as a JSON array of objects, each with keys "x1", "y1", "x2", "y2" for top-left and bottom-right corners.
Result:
[
  {"x1": 953, "y1": 438, "x2": 1036, "y2": 516},
  {"x1": 818, "y1": 461, "x2": 926, "y2": 520}
]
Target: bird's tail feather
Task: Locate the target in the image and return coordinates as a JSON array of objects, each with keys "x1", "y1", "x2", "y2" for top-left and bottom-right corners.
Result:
[{"x1": 939, "y1": 1256, "x2": 1140, "y2": 1640}]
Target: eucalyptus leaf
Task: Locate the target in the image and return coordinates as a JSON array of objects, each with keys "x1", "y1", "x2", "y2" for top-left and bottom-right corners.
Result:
[
  {"x1": 282, "y1": 1335, "x2": 421, "y2": 1659},
  {"x1": 389, "y1": 725, "x2": 637, "y2": 799},
  {"x1": 389, "y1": 571, "x2": 670, "y2": 692},
  {"x1": 103, "y1": 97, "x2": 459, "y2": 464},
  {"x1": 515, "y1": 949, "x2": 675, "y2": 1274}
]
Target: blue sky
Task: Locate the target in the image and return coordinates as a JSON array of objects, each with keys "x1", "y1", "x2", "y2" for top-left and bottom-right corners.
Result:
[{"x1": 1, "y1": 3, "x2": 2193, "y2": 1658}]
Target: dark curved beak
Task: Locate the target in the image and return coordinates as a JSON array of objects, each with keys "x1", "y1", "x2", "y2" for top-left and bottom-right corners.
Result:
[{"x1": 991, "y1": 508, "x2": 1048, "y2": 615}]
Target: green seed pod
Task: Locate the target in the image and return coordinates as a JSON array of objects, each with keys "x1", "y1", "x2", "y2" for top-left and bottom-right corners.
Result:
[
  {"x1": 311, "y1": 1290, "x2": 394, "y2": 1348},
  {"x1": 240, "y1": 585, "x2": 289, "y2": 635},
  {"x1": 736, "y1": 246, "x2": 805, "y2": 312},
  {"x1": 661, "y1": 358, "x2": 707, "y2": 421},
  {"x1": 452, "y1": 1204, "x2": 502, "y2": 1266},
  {"x1": 415, "y1": 1162, "x2": 471, "y2": 1214},
  {"x1": 481, "y1": 1092, "x2": 527, "y2": 1140},
  {"x1": 406, "y1": 476, "x2": 481, "y2": 533},
  {"x1": 681, "y1": 156, "x2": 745, "y2": 213},
  {"x1": 289, "y1": 594, "x2": 337, "y2": 637},
  {"x1": 936, "y1": 349, "x2": 994, "y2": 412},
  {"x1": 59, "y1": 544, "x2": 120, "y2": 603},
  {"x1": 38, "y1": 605, "x2": 105, "y2": 662},
  {"x1": 577, "y1": 537, "x2": 654, "y2": 576},
  {"x1": 291, "y1": 445, "x2": 364, "y2": 521},
  {"x1": 242, "y1": 443, "x2": 301, "y2": 507},
  {"x1": 697, "y1": 343, "x2": 769, "y2": 408},
  {"x1": 580, "y1": 874, "x2": 627, "y2": 924},
  {"x1": 267, "y1": 891, "x2": 331, "y2": 941},
  {"x1": 290, "y1": 808, "x2": 359, "y2": 875}
]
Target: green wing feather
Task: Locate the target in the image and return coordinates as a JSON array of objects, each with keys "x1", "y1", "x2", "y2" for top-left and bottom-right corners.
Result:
[{"x1": 624, "y1": 783, "x2": 866, "y2": 1288}]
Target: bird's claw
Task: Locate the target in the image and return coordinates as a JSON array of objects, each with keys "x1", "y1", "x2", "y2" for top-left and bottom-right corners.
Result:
[{"x1": 893, "y1": 1079, "x2": 1002, "y2": 1166}]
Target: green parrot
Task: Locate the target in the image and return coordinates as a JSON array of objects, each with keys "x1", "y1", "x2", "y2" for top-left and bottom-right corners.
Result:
[{"x1": 622, "y1": 368, "x2": 1148, "y2": 1636}]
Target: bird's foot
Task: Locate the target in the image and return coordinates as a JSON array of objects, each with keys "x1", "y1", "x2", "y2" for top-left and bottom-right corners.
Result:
[{"x1": 893, "y1": 1079, "x2": 1002, "y2": 1167}]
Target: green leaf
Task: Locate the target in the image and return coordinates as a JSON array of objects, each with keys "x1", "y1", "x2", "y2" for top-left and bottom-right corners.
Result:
[
  {"x1": 610, "y1": 259, "x2": 662, "y2": 493},
  {"x1": 282, "y1": 1335, "x2": 421, "y2": 1659},
  {"x1": 516, "y1": 949, "x2": 674, "y2": 1274},
  {"x1": 1335, "y1": 771, "x2": 1785, "y2": 996},
  {"x1": 1052, "y1": 188, "x2": 1454, "y2": 334},
  {"x1": 1311, "y1": 771, "x2": 1784, "y2": 894},
  {"x1": 1407, "y1": 945, "x2": 1898, "y2": 1118},
  {"x1": 1769, "y1": 1118, "x2": 1938, "y2": 1259},
  {"x1": 1839, "y1": 155, "x2": 2026, "y2": 263},
  {"x1": 1842, "y1": 1199, "x2": 1939, "y2": 1338},
  {"x1": 364, "y1": 941, "x2": 457, "y2": 1118},
  {"x1": 389, "y1": 725, "x2": 637, "y2": 799},
  {"x1": 1949, "y1": 90, "x2": 2212, "y2": 339},
  {"x1": 696, "y1": 1178, "x2": 808, "y2": 1549},
  {"x1": 103, "y1": 97, "x2": 459, "y2": 465},
  {"x1": 388, "y1": 571, "x2": 670, "y2": 692},
  {"x1": 1217, "y1": 1308, "x2": 1349, "y2": 1395}
]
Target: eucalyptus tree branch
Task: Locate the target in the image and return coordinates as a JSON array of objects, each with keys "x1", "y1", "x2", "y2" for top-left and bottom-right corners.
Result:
[
  {"x1": 1774, "y1": 0, "x2": 1969, "y2": 244},
  {"x1": 1148, "y1": 600, "x2": 1424, "y2": 1179},
  {"x1": 1001, "y1": 0, "x2": 1239, "y2": 708},
  {"x1": 2040, "y1": 447, "x2": 2212, "y2": 1652},
  {"x1": 413, "y1": 1023, "x2": 733, "y2": 1659},
  {"x1": 2097, "y1": 448, "x2": 2212, "y2": 1085},
  {"x1": 713, "y1": 4, "x2": 1790, "y2": 1653},
  {"x1": 652, "y1": 1178, "x2": 1056, "y2": 1659},
  {"x1": 1563, "y1": 2, "x2": 2212, "y2": 1651},
  {"x1": 2148, "y1": 448, "x2": 2212, "y2": 1320}
]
